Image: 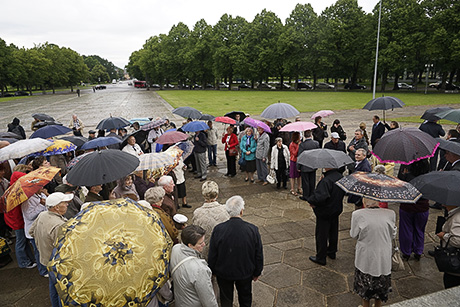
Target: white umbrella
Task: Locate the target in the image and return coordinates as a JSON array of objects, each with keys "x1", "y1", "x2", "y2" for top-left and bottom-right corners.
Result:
[{"x1": 0, "y1": 138, "x2": 53, "y2": 162}]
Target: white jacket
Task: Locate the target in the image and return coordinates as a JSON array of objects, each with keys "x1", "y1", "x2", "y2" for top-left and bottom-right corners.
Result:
[{"x1": 270, "y1": 144, "x2": 290, "y2": 170}]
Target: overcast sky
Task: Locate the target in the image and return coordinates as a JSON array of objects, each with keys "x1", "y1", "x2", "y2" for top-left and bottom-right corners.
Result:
[{"x1": 1, "y1": 0, "x2": 379, "y2": 69}]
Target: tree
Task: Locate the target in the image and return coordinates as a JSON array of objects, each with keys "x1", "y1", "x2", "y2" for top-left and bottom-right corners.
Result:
[
  {"x1": 39, "y1": 43, "x2": 68, "y2": 93},
  {"x1": 62, "y1": 47, "x2": 89, "y2": 91},
  {"x1": 91, "y1": 63, "x2": 109, "y2": 83},
  {"x1": 186, "y1": 19, "x2": 214, "y2": 87},
  {"x1": 0, "y1": 38, "x2": 14, "y2": 94},
  {"x1": 163, "y1": 23, "x2": 191, "y2": 87}
]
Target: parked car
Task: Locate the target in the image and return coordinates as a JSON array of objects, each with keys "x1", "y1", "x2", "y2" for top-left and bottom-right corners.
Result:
[
  {"x1": 238, "y1": 83, "x2": 251, "y2": 89},
  {"x1": 257, "y1": 83, "x2": 275, "y2": 90},
  {"x1": 316, "y1": 82, "x2": 335, "y2": 89},
  {"x1": 296, "y1": 82, "x2": 313, "y2": 90},
  {"x1": 193, "y1": 84, "x2": 202, "y2": 90},
  {"x1": 397, "y1": 82, "x2": 413, "y2": 89},
  {"x1": 429, "y1": 82, "x2": 440, "y2": 88},
  {"x1": 437, "y1": 82, "x2": 460, "y2": 90},
  {"x1": 0, "y1": 92, "x2": 15, "y2": 97},
  {"x1": 95, "y1": 85, "x2": 106, "y2": 90},
  {"x1": 275, "y1": 83, "x2": 291, "y2": 90},
  {"x1": 218, "y1": 82, "x2": 229, "y2": 88},
  {"x1": 150, "y1": 84, "x2": 160, "y2": 89},
  {"x1": 164, "y1": 84, "x2": 175, "y2": 89},
  {"x1": 205, "y1": 84, "x2": 214, "y2": 89},
  {"x1": 344, "y1": 83, "x2": 366, "y2": 90},
  {"x1": 15, "y1": 91, "x2": 30, "y2": 96}
]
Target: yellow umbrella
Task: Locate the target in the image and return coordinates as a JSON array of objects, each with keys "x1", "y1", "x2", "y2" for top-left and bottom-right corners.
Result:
[{"x1": 34, "y1": 139, "x2": 77, "y2": 157}]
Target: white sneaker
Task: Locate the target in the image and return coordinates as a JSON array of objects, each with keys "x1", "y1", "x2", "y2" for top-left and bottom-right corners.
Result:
[
  {"x1": 25, "y1": 263, "x2": 37, "y2": 269},
  {"x1": 43, "y1": 273, "x2": 49, "y2": 278}
]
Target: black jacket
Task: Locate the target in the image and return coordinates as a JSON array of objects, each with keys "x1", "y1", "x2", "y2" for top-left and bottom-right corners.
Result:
[
  {"x1": 324, "y1": 140, "x2": 346, "y2": 153},
  {"x1": 193, "y1": 131, "x2": 207, "y2": 153},
  {"x1": 371, "y1": 122, "x2": 386, "y2": 147},
  {"x1": 208, "y1": 217, "x2": 263, "y2": 280},
  {"x1": 307, "y1": 169, "x2": 345, "y2": 218},
  {"x1": 419, "y1": 121, "x2": 445, "y2": 138}
]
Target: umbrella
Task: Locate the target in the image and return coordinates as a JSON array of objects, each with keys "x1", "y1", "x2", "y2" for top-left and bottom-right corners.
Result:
[
  {"x1": 96, "y1": 116, "x2": 131, "y2": 130},
  {"x1": 32, "y1": 113, "x2": 55, "y2": 121},
  {"x1": 129, "y1": 118, "x2": 151, "y2": 125},
  {"x1": 60, "y1": 135, "x2": 88, "y2": 149},
  {"x1": 67, "y1": 152, "x2": 92, "y2": 170},
  {"x1": 2, "y1": 166, "x2": 60, "y2": 212},
  {"x1": 225, "y1": 111, "x2": 246, "y2": 121},
  {"x1": 371, "y1": 127, "x2": 439, "y2": 165},
  {"x1": 33, "y1": 120, "x2": 63, "y2": 129},
  {"x1": 260, "y1": 102, "x2": 300, "y2": 119},
  {"x1": 311, "y1": 110, "x2": 334, "y2": 119},
  {"x1": 297, "y1": 149, "x2": 354, "y2": 169},
  {"x1": 30, "y1": 125, "x2": 72, "y2": 139},
  {"x1": 0, "y1": 138, "x2": 18, "y2": 144},
  {"x1": 172, "y1": 107, "x2": 202, "y2": 119},
  {"x1": 410, "y1": 171, "x2": 460, "y2": 206},
  {"x1": 0, "y1": 138, "x2": 53, "y2": 162},
  {"x1": 279, "y1": 121, "x2": 318, "y2": 132},
  {"x1": 66, "y1": 150, "x2": 140, "y2": 186},
  {"x1": 181, "y1": 121, "x2": 209, "y2": 132},
  {"x1": 81, "y1": 137, "x2": 122, "y2": 150},
  {"x1": 31, "y1": 140, "x2": 77, "y2": 157},
  {"x1": 335, "y1": 172, "x2": 422, "y2": 203},
  {"x1": 141, "y1": 119, "x2": 166, "y2": 131},
  {"x1": 420, "y1": 107, "x2": 452, "y2": 122},
  {"x1": 215, "y1": 116, "x2": 236, "y2": 125},
  {"x1": 363, "y1": 96, "x2": 405, "y2": 121},
  {"x1": 138, "y1": 146, "x2": 183, "y2": 180},
  {"x1": 435, "y1": 109, "x2": 460, "y2": 123},
  {"x1": 0, "y1": 132, "x2": 22, "y2": 139},
  {"x1": 48, "y1": 198, "x2": 172, "y2": 307},
  {"x1": 155, "y1": 131, "x2": 188, "y2": 144},
  {"x1": 176, "y1": 140, "x2": 194, "y2": 160},
  {"x1": 242, "y1": 118, "x2": 271, "y2": 133},
  {"x1": 436, "y1": 138, "x2": 460, "y2": 156},
  {"x1": 256, "y1": 121, "x2": 271, "y2": 134},
  {"x1": 200, "y1": 114, "x2": 215, "y2": 121}
]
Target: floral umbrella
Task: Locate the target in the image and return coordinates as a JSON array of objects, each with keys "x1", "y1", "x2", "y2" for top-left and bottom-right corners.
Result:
[
  {"x1": 48, "y1": 198, "x2": 173, "y2": 307},
  {"x1": 31, "y1": 139, "x2": 77, "y2": 157}
]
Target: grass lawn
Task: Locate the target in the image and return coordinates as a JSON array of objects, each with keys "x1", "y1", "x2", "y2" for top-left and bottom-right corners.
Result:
[{"x1": 158, "y1": 90, "x2": 460, "y2": 116}]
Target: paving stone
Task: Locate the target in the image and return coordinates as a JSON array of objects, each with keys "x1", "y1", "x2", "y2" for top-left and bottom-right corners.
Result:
[
  {"x1": 302, "y1": 267, "x2": 348, "y2": 296},
  {"x1": 326, "y1": 291, "x2": 362, "y2": 307},
  {"x1": 276, "y1": 285, "x2": 325, "y2": 307},
  {"x1": 406, "y1": 256, "x2": 443, "y2": 286},
  {"x1": 259, "y1": 263, "x2": 301, "y2": 289},
  {"x1": 253, "y1": 207, "x2": 284, "y2": 219},
  {"x1": 395, "y1": 276, "x2": 444, "y2": 299},
  {"x1": 252, "y1": 282, "x2": 276, "y2": 307},
  {"x1": 284, "y1": 248, "x2": 318, "y2": 271},
  {"x1": 324, "y1": 251, "x2": 356, "y2": 275},
  {"x1": 264, "y1": 245, "x2": 283, "y2": 265},
  {"x1": 283, "y1": 208, "x2": 313, "y2": 221},
  {"x1": 270, "y1": 239, "x2": 303, "y2": 251}
]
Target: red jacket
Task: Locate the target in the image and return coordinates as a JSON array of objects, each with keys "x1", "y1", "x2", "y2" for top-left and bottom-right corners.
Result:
[
  {"x1": 222, "y1": 133, "x2": 238, "y2": 151},
  {"x1": 4, "y1": 172, "x2": 26, "y2": 230}
]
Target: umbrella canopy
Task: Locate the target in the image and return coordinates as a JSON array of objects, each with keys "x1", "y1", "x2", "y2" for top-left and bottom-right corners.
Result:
[
  {"x1": 155, "y1": 131, "x2": 188, "y2": 144},
  {"x1": 410, "y1": 171, "x2": 460, "y2": 206},
  {"x1": 435, "y1": 109, "x2": 460, "y2": 123},
  {"x1": 200, "y1": 114, "x2": 215, "y2": 121},
  {"x1": 436, "y1": 138, "x2": 460, "y2": 156},
  {"x1": 215, "y1": 116, "x2": 236, "y2": 124},
  {"x1": 48, "y1": 198, "x2": 173, "y2": 307},
  {"x1": 60, "y1": 136, "x2": 88, "y2": 149},
  {"x1": 181, "y1": 121, "x2": 209, "y2": 132},
  {"x1": 0, "y1": 138, "x2": 53, "y2": 162},
  {"x1": 141, "y1": 119, "x2": 166, "y2": 131},
  {"x1": 371, "y1": 127, "x2": 439, "y2": 165},
  {"x1": 96, "y1": 116, "x2": 131, "y2": 130},
  {"x1": 260, "y1": 102, "x2": 300, "y2": 119},
  {"x1": 176, "y1": 140, "x2": 194, "y2": 160},
  {"x1": 311, "y1": 110, "x2": 334, "y2": 119},
  {"x1": 30, "y1": 125, "x2": 72, "y2": 139},
  {"x1": 66, "y1": 150, "x2": 140, "y2": 186},
  {"x1": 33, "y1": 120, "x2": 63, "y2": 129},
  {"x1": 172, "y1": 107, "x2": 202, "y2": 119},
  {"x1": 2, "y1": 166, "x2": 60, "y2": 212},
  {"x1": 420, "y1": 107, "x2": 452, "y2": 122},
  {"x1": 242, "y1": 117, "x2": 272, "y2": 133},
  {"x1": 0, "y1": 138, "x2": 18, "y2": 144},
  {"x1": 256, "y1": 122, "x2": 271, "y2": 134},
  {"x1": 81, "y1": 137, "x2": 122, "y2": 150},
  {"x1": 363, "y1": 96, "x2": 405, "y2": 111},
  {"x1": 129, "y1": 118, "x2": 151, "y2": 125},
  {"x1": 0, "y1": 132, "x2": 22, "y2": 139},
  {"x1": 67, "y1": 152, "x2": 92, "y2": 170},
  {"x1": 32, "y1": 140, "x2": 77, "y2": 157},
  {"x1": 224, "y1": 111, "x2": 246, "y2": 121},
  {"x1": 32, "y1": 113, "x2": 55, "y2": 121},
  {"x1": 297, "y1": 149, "x2": 354, "y2": 169},
  {"x1": 336, "y1": 172, "x2": 422, "y2": 203},
  {"x1": 279, "y1": 121, "x2": 318, "y2": 132}
]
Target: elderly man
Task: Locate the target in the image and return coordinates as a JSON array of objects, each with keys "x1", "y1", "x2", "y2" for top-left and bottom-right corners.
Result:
[
  {"x1": 69, "y1": 114, "x2": 84, "y2": 136},
  {"x1": 297, "y1": 130, "x2": 320, "y2": 200},
  {"x1": 324, "y1": 132, "x2": 346, "y2": 153},
  {"x1": 147, "y1": 126, "x2": 165, "y2": 153},
  {"x1": 194, "y1": 129, "x2": 208, "y2": 181},
  {"x1": 370, "y1": 115, "x2": 387, "y2": 148},
  {"x1": 348, "y1": 148, "x2": 371, "y2": 209},
  {"x1": 256, "y1": 126, "x2": 270, "y2": 185},
  {"x1": 208, "y1": 196, "x2": 263, "y2": 307},
  {"x1": 420, "y1": 119, "x2": 445, "y2": 171},
  {"x1": 206, "y1": 121, "x2": 219, "y2": 167},
  {"x1": 158, "y1": 175, "x2": 177, "y2": 217},
  {"x1": 122, "y1": 135, "x2": 144, "y2": 156},
  {"x1": 347, "y1": 129, "x2": 369, "y2": 173},
  {"x1": 30, "y1": 192, "x2": 73, "y2": 307}
]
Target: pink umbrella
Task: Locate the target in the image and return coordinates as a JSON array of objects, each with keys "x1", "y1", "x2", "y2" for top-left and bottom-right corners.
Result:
[
  {"x1": 311, "y1": 110, "x2": 334, "y2": 119},
  {"x1": 243, "y1": 117, "x2": 259, "y2": 128},
  {"x1": 155, "y1": 131, "x2": 188, "y2": 144},
  {"x1": 215, "y1": 116, "x2": 236, "y2": 124},
  {"x1": 280, "y1": 121, "x2": 318, "y2": 132},
  {"x1": 256, "y1": 122, "x2": 271, "y2": 134}
]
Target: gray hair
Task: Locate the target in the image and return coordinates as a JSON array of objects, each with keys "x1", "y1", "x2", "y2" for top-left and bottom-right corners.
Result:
[
  {"x1": 144, "y1": 187, "x2": 165, "y2": 205},
  {"x1": 202, "y1": 181, "x2": 219, "y2": 201},
  {"x1": 225, "y1": 195, "x2": 245, "y2": 217},
  {"x1": 374, "y1": 165, "x2": 386, "y2": 174},
  {"x1": 181, "y1": 225, "x2": 206, "y2": 246},
  {"x1": 275, "y1": 137, "x2": 283, "y2": 143},
  {"x1": 355, "y1": 129, "x2": 364, "y2": 135},
  {"x1": 356, "y1": 148, "x2": 367, "y2": 156},
  {"x1": 158, "y1": 175, "x2": 173, "y2": 187}
]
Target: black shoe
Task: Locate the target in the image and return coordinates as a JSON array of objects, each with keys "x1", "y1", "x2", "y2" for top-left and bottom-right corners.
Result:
[
  {"x1": 429, "y1": 204, "x2": 443, "y2": 210},
  {"x1": 309, "y1": 256, "x2": 326, "y2": 266},
  {"x1": 299, "y1": 196, "x2": 307, "y2": 201},
  {"x1": 414, "y1": 254, "x2": 421, "y2": 261},
  {"x1": 194, "y1": 175, "x2": 201, "y2": 179},
  {"x1": 276, "y1": 185, "x2": 280, "y2": 189},
  {"x1": 428, "y1": 250, "x2": 435, "y2": 257},
  {"x1": 229, "y1": 174, "x2": 235, "y2": 177},
  {"x1": 402, "y1": 254, "x2": 410, "y2": 261},
  {"x1": 327, "y1": 253, "x2": 336, "y2": 260},
  {"x1": 283, "y1": 186, "x2": 288, "y2": 189},
  {"x1": 182, "y1": 204, "x2": 192, "y2": 208},
  {"x1": 224, "y1": 173, "x2": 229, "y2": 176},
  {"x1": 200, "y1": 178, "x2": 207, "y2": 182}
]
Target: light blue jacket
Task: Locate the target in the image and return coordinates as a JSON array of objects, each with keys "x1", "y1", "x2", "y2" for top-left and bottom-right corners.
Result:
[{"x1": 241, "y1": 135, "x2": 257, "y2": 161}]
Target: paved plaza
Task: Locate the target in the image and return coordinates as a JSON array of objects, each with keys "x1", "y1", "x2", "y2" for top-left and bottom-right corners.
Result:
[{"x1": 0, "y1": 85, "x2": 459, "y2": 306}]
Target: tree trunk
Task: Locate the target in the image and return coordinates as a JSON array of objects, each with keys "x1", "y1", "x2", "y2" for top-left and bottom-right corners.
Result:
[{"x1": 392, "y1": 76, "x2": 399, "y2": 91}]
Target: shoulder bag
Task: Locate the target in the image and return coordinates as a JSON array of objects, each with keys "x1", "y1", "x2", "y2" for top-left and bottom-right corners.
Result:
[
  {"x1": 391, "y1": 239, "x2": 405, "y2": 272},
  {"x1": 434, "y1": 236, "x2": 460, "y2": 274}
]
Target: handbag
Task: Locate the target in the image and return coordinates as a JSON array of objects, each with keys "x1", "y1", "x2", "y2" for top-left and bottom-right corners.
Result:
[
  {"x1": 238, "y1": 155, "x2": 246, "y2": 166},
  {"x1": 266, "y1": 169, "x2": 277, "y2": 184},
  {"x1": 433, "y1": 236, "x2": 460, "y2": 273},
  {"x1": 391, "y1": 239, "x2": 405, "y2": 272},
  {"x1": 228, "y1": 147, "x2": 238, "y2": 156}
]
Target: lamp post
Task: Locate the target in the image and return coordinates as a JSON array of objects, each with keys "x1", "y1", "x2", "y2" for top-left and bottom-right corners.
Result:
[
  {"x1": 424, "y1": 64, "x2": 433, "y2": 95},
  {"x1": 372, "y1": 0, "x2": 383, "y2": 99}
]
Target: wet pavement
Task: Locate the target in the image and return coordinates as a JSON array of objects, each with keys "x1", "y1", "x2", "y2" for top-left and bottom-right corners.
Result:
[{"x1": 0, "y1": 85, "x2": 458, "y2": 306}]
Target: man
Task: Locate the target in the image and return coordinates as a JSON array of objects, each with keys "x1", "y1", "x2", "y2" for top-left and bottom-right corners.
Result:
[
  {"x1": 255, "y1": 126, "x2": 270, "y2": 185},
  {"x1": 69, "y1": 114, "x2": 84, "y2": 137},
  {"x1": 419, "y1": 119, "x2": 445, "y2": 171},
  {"x1": 370, "y1": 115, "x2": 386, "y2": 148},
  {"x1": 85, "y1": 185, "x2": 104, "y2": 202},
  {"x1": 193, "y1": 130, "x2": 208, "y2": 181},
  {"x1": 208, "y1": 196, "x2": 263, "y2": 307},
  {"x1": 233, "y1": 114, "x2": 243, "y2": 135},
  {"x1": 347, "y1": 129, "x2": 369, "y2": 173},
  {"x1": 158, "y1": 175, "x2": 178, "y2": 216},
  {"x1": 30, "y1": 192, "x2": 73, "y2": 307},
  {"x1": 438, "y1": 129, "x2": 460, "y2": 170},
  {"x1": 87, "y1": 130, "x2": 97, "y2": 140},
  {"x1": 54, "y1": 184, "x2": 82, "y2": 219},
  {"x1": 147, "y1": 126, "x2": 165, "y2": 152},
  {"x1": 106, "y1": 128, "x2": 122, "y2": 150},
  {"x1": 206, "y1": 121, "x2": 218, "y2": 167},
  {"x1": 307, "y1": 167, "x2": 345, "y2": 265},
  {"x1": 324, "y1": 132, "x2": 346, "y2": 153},
  {"x1": 297, "y1": 130, "x2": 319, "y2": 200},
  {"x1": 122, "y1": 135, "x2": 144, "y2": 156}
]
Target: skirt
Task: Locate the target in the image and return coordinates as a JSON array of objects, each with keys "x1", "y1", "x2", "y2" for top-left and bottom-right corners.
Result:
[
  {"x1": 289, "y1": 160, "x2": 300, "y2": 178},
  {"x1": 245, "y1": 159, "x2": 256, "y2": 173},
  {"x1": 353, "y1": 268, "x2": 391, "y2": 302},
  {"x1": 176, "y1": 182, "x2": 186, "y2": 198}
]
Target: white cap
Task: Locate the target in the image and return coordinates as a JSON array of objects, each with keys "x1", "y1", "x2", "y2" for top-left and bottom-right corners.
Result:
[
  {"x1": 173, "y1": 214, "x2": 188, "y2": 224},
  {"x1": 46, "y1": 192, "x2": 74, "y2": 208},
  {"x1": 137, "y1": 200, "x2": 152, "y2": 209},
  {"x1": 331, "y1": 132, "x2": 340, "y2": 139}
]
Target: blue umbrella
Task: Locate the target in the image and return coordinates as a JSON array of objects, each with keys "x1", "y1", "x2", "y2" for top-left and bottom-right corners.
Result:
[
  {"x1": 260, "y1": 102, "x2": 300, "y2": 119},
  {"x1": 81, "y1": 137, "x2": 122, "y2": 150},
  {"x1": 181, "y1": 121, "x2": 209, "y2": 132},
  {"x1": 129, "y1": 118, "x2": 151, "y2": 125},
  {"x1": 30, "y1": 125, "x2": 72, "y2": 139}
]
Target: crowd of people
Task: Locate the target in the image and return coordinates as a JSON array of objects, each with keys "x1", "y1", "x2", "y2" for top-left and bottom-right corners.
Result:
[{"x1": 1, "y1": 110, "x2": 460, "y2": 307}]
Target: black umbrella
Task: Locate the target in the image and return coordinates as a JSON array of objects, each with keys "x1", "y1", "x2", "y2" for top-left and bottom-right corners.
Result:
[
  {"x1": 363, "y1": 96, "x2": 405, "y2": 121},
  {"x1": 120, "y1": 130, "x2": 149, "y2": 149},
  {"x1": 32, "y1": 113, "x2": 55, "y2": 121},
  {"x1": 436, "y1": 138, "x2": 460, "y2": 156},
  {"x1": 200, "y1": 114, "x2": 215, "y2": 121},
  {"x1": 435, "y1": 109, "x2": 460, "y2": 123},
  {"x1": 60, "y1": 136, "x2": 88, "y2": 149},
  {"x1": 0, "y1": 132, "x2": 22, "y2": 139},
  {"x1": 172, "y1": 107, "x2": 202, "y2": 119},
  {"x1": 224, "y1": 111, "x2": 246, "y2": 121},
  {"x1": 420, "y1": 107, "x2": 452, "y2": 122},
  {"x1": 33, "y1": 120, "x2": 63, "y2": 129},
  {"x1": 410, "y1": 171, "x2": 460, "y2": 206},
  {"x1": 80, "y1": 137, "x2": 122, "y2": 150},
  {"x1": 96, "y1": 116, "x2": 131, "y2": 130},
  {"x1": 297, "y1": 149, "x2": 353, "y2": 169},
  {"x1": 66, "y1": 149, "x2": 140, "y2": 186}
]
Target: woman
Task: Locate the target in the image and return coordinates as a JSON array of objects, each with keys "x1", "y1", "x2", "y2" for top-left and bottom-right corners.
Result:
[
  {"x1": 32, "y1": 156, "x2": 57, "y2": 194},
  {"x1": 351, "y1": 197, "x2": 396, "y2": 307},
  {"x1": 112, "y1": 175, "x2": 139, "y2": 201},
  {"x1": 270, "y1": 137, "x2": 289, "y2": 189},
  {"x1": 240, "y1": 127, "x2": 257, "y2": 182},
  {"x1": 359, "y1": 122, "x2": 370, "y2": 145},
  {"x1": 312, "y1": 116, "x2": 327, "y2": 148},
  {"x1": 173, "y1": 157, "x2": 190, "y2": 208},
  {"x1": 145, "y1": 187, "x2": 179, "y2": 244},
  {"x1": 397, "y1": 159, "x2": 430, "y2": 261},
  {"x1": 330, "y1": 119, "x2": 346, "y2": 141},
  {"x1": 289, "y1": 131, "x2": 302, "y2": 195},
  {"x1": 221, "y1": 126, "x2": 239, "y2": 177},
  {"x1": 170, "y1": 225, "x2": 218, "y2": 307}
]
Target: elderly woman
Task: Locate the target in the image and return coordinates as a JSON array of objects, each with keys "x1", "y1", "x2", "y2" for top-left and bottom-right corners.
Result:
[
  {"x1": 122, "y1": 135, "x2": 144, "y2": 156},
  {"x1": 192, "y1": 181, "x2": 230, "y2": 260},
  {"x1": 145, "y1": 187, "x2": 179, "y2": 244},
  {"x1": 170, "y1": 225, "x2": 218, "y2": 307},
  {"x1": 112, "y1": 175, "x2": 139, "y2": 201},
  {"x1": 240, "y1": 127, "x2": 257, "y2": 182},
  {"x1": 351, "y1": 197, "x2": 396, "y2": 307},
  {"x1": 271, "y1": 137, "x2": 290, "y2": 189},
  {"x1": 221, "y1": 125, "x2": 239, "y2": 177}
]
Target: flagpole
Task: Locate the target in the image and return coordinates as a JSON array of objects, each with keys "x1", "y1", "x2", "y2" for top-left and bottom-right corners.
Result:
[{"x1": 372, "y1": 0, "x2": 383, "y2": 99}]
